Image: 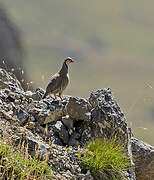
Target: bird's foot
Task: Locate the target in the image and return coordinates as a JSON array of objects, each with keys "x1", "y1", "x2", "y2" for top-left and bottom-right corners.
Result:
[
  {"x1": 59, "y1": 95, "x2": 63, "y2": 101},
  {"x1": 54, "y1": 94, "x2": 57, "y2": 100}
]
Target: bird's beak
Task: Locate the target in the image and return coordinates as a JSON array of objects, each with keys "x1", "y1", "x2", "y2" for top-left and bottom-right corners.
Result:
[{"x1": 71, "y1": 59, "x2": 75, "y2": 63}]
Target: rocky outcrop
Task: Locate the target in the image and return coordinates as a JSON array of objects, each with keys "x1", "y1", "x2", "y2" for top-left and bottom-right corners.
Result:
[
  {"x1": 131, "y1": 137, "x2": 154, "y2": 180},
  {"x1": 0, "y1": 67, "x2": 153, "y2": 179},
  {"x1": 0, "y1": 68, "x2": 136, "y2": 179}
]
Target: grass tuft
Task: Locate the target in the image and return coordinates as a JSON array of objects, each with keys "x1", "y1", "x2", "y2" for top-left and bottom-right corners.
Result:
[
  {"x1": 0, "y1": 136, "x2": 52, "y2": 180},
  {"x1": 80, "y1": 138, "x2": 130, "y2": 179}
]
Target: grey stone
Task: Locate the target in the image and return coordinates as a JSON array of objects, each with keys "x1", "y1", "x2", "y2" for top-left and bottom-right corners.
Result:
[
  {"x1": 43, "y1": 108, "x2": 64, "y2": 124},
  {"x1": 78, "y1": 170, "x2": 94, "y2": 180},
  {"x1": 15, "y1": 108, "x2": 29, "y2": 125},
  {"x1": 34, "y1": 100, "x2": 65, "y2": 124},
  {"x1": 25, "y1": 91, "x2": 33, "y2": 98},
  {"x1": 52, "y1": 121, "x2": 69, "y2": 145},
  {"x1": 131, "y1": 137, "x2": 154, "y2": 180},
  {"x1": 50, "y1": 134, "x2": 63, "y2": 146},
  {"x1": 15, "y1": 133, "x2": 50, "y2": 159},
  {"x1": 88, "y1": 89, "x2": 128, "y2": 142},
  {"x1": 25, "y1": 121, "x2": 35, "y2": 129},
  {"x1": 0, "y1": 108, "x2": 19, "y2": 124},
  {"x1": 68, "y1": 137, "x2": 80, "y2": 146},
  {"x1": 71, "y1": 131, "x2": 81, "y2": 139},
  {"x1": 0, "y1": 69, "x2": 23, "y2": 90},
  {"x1": 62, "y1": 115, "x2": 74, "y2": 130},
  {"x1": 66, "y1": 96, "x2": 91, "y2": 121},
  {"x1": 32, "y1": 87, "x2": 45, "y2": 101}
]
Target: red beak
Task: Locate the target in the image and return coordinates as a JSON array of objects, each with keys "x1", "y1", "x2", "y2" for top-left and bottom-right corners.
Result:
[{"x1": 71, "y1": 59, "x2": 75, "y2": 63}]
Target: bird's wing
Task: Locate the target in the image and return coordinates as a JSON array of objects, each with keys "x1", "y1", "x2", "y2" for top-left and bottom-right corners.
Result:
[{"x1": 45, "y1": 73, "x2": 61, "y2": 93}]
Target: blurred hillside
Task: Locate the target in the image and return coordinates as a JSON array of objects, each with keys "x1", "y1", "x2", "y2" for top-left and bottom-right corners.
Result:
[{"x1": 2, "y1": 0, "x2": 154, "y2": 145}]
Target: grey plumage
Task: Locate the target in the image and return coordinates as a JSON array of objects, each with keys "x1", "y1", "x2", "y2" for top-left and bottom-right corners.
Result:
[{"x1": 43, "y1": 57, "x2": 75, "y2": 100}]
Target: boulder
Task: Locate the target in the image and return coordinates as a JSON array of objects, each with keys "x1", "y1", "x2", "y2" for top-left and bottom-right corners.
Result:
[
  {"x1": 62, "y1": 115, "x2": 74, "y2": 131},
  {"x1": 15, "y1": 133, "x2": 50, "y2": 159},
  {"x1": 50, "y1": 121, "x2": 69, "y2": 145},
  {"x1": 131, "y1": 137, "x2": 154, "y2": 180},
  {"x1": 66, "y1": 96, "x2": 91, "y2": 121}
]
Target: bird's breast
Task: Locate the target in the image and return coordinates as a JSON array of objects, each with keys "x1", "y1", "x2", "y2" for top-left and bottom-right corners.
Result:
[{"x1": 67, "y1": 73, "x2": 69, "y2": 79}]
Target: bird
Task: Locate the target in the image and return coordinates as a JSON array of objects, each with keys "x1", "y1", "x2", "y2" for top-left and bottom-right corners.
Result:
[{"x1": 42, "y1": 57, "x2": 75, "y2": 100}]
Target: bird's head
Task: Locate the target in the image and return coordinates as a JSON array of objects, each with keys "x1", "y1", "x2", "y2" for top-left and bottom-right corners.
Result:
[{"x1": 64, "y1": 57, "x2": 75, "y2": 65}]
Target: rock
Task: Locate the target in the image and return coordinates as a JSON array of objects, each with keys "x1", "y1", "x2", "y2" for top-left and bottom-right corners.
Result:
[
  {"x1": 131, "y1": 137, "x2": 154, "y2": 180},
  {"x1": 25, "y1": 91, "x2": 33, "y2": 98},
  {"x1": 87, "y1": 89, "x2": 128, "y2": 143},
  {"x1": 71, "y1": 131, "x2": 81, "y2": 139},
  {"x1": 50, "y1": 121, "x2": 69, "y2": 145},
  {"x1": 89, "y1": 88, "x2": 113, "y2": 108},
  {"x1": 14, "y1": 108, "x2": 29, "y2": 125},
  {"x1": 25, "y1": 121, "x2": 35, "y2": 129},
  {"x1": 50, "y1": 145, "x2": 93, "y2": 179},
  {"x1": 0, "y1": 108, "x2": 19, "y2": 124},
  {"x1": 31, "y1": 87, "x2": 44, "y2": 101},
  {"x1": 62, "y1": 115, "x2": 74, "y2": 130},
  {"x1": 37, "y1": 109, "x2": 51, "y2": 124},
  {"x1": 36, "y1": 100, "x2": 65, "y2": 124},
  {"x1": 50, "y1": 134, "x2": 63, "y2": 146},
  {"x1": 78, "y1": 170, "x2": 94, "y2": 180},
  {"x1": 68, "y1": 137, "x2": 80, "y2": 146},
  {"x1": 0, "y1": 69, "x2": 23, "y2": 90},
  {"x1": 43, "y1": 108, "x2": 64, "y2": 124},
  {"x1": 15, "y1": 132, "x2": 50, "y2": 159},
  {"x1": 66, "y1": 96, "x2": 91, "y2": 121}
]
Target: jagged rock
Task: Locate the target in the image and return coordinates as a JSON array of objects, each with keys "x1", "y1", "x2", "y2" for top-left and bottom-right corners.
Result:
[
  {"x1": 14, "y1": 108, "x2": 29, "y2": 125},
  {"x1": 0, "y1": 69, "x2": 23, "y2": 90},
  {"x1": 31, "y1": 87, "x2": 44, "y2": 101},
  {"x1": 0, "y1": 108, "x2": 19, "y2": 124},
  {"x1": 25, "y1": 121, "x2": 35, "y2": 129},
  {"x1": 87, "y1": 88, "x2": 128, "y2": 142},
  {"x1": 78, "y1": 171, "x2": 94, "y2": 180},
  {"x1": 66, "y1": 96, "x2": 91, "y2": 121},
  {"x1": 68, "y1": 137, "x2": 80, "y2": 146},
  {"x1": 131, "y1": 137, "x2": 154, "y2": 180},
  {"x1": 50, "y1": 134, "x2": 63, "y2": 146},
  {"x1": 43, "y1": 108, "x2": 64, "y2": 124},
  {"x1": 14, "y1": 132, "x2": 50, "y2": 159},
  {"x1": 25, "y1": 91, "x2": 33, "y2": 98},
  {"x1": 50, "y1": 121, "x2": 69, "y2": 145},
  {"x1": 50, "y1": 145, "x2": 94, "y2": 179},
  {"x1": 62, "y1": 115, "x2": 74, "y2": 130},
  {"x1": 36, "y1": 99, "x2": 65, "y2": 124}
]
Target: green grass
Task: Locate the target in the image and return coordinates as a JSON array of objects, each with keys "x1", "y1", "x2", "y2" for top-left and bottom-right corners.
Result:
[
  {"x1": 80, "y1": 138, "x2": 130, "y2": 179},
  {"x1": 0, "y1": 137, "x2": 52, "y2": 180}
]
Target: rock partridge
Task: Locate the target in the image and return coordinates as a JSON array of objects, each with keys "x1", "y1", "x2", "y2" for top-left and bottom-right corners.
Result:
[{"x1": 43, "y1": 57, "x2": 75, "y2": 100}]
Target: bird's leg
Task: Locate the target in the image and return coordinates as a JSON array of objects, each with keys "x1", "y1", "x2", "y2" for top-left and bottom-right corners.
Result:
[
  {"x1": 53, "y1": 93, "x2": 57, "y2": 100},
  {"x1": 59, "y1": 92, "x2": 63, "y2": 101}
]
